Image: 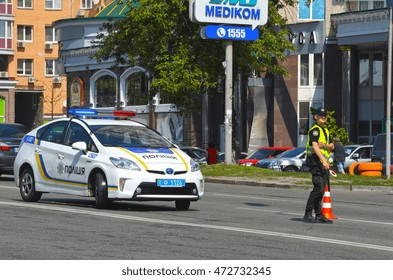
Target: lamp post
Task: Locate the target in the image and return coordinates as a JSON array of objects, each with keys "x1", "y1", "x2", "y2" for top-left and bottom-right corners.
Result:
[{"x1": 386, "y1": 0, "x2": 393, "y2": 179}]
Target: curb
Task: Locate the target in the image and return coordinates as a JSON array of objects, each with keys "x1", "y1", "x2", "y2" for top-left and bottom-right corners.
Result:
[{"x1": 204, "y1": 177, "x2": 393, "y2": 192}]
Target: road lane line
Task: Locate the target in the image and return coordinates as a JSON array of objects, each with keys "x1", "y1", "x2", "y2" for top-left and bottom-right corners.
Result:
[
  {"x1": 0, "y1": 186, "x2": 17, "y2": 190},
  {"x1": 238, "y1": 207, "x2": 393, "y2": 226},
  {"x1": 1, "y1": 201, "x2": 393, "y2": 254},
  {"x1": 212, "y1": 193, "x2": 302, "y2": 203}
]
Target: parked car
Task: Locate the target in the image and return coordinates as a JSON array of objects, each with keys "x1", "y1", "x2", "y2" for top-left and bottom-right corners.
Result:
[
  {"x1": 180, "y1": 146, "x2": 207, "y2": 165},
  {"x1": 13, "y1": 109, "x2": 204, "y2": 210},
  {"x1": 217, "y1": 152, "x2": 248, "y2": 163},
  {"x1": 371, "y1": 133, "x2": 393, "y2": 174},
  {"x1": 239, "y1": 146, "x2": 293, "y2": 166},
  {"x1": 255, "y1": 147, "x2": 306, "y2": 172},
  {"x1": 0, "y1": 123, "x2": 28, "y2": 176},
  {"x1": 342, "y1": 144, "x2": 373, "y2": 170}
]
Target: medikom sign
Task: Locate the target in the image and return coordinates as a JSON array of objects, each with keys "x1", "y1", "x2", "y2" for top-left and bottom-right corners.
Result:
[{"x1": 190, "y1": 0, "x2": 268, "y2": 30}]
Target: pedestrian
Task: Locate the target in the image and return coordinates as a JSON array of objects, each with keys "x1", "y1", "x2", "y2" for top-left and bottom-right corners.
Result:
[
  {"x1": 207, "y1": 141, "x2": 218, "y2": 164},
  {"x1": 333, "y1": 137, "x2": 346, "y2": 175},
  {"x1": 303, "y1": 107, "x2": 334, "y2": 224}
]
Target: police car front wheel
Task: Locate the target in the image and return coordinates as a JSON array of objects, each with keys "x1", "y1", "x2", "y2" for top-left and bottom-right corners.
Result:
[
  {"x1": 20, "y1": 168, "x2": 42, "y2": 202},
  {"x1": 94, "y1": 172, "x2": 109, "y2": 209},
  {"x1": 175, "y1": 200, "x2": 191, "y2": 210}
]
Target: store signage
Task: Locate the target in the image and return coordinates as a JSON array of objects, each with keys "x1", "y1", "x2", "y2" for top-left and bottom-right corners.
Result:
[
  {"x1": 201, "y1": 25, "x2": 259, "y2": 40},
  {"x1": 191, "y1": 0, "x2": 268, "y2": 29}
]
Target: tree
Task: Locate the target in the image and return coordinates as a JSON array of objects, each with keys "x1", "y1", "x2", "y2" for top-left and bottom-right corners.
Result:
[{"x1": 93, "y1": 0, "x2": 296, "y2": 114}]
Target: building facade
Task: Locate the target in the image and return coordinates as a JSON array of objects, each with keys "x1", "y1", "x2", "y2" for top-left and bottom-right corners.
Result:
[
  {"x1": 0, "y1": 0, "x2": 110, "y2": 128},
  {"x1": 53, "y1": 0, "x2": 393, "y2": 154},
  {"x1": 269, "y1": 0, "x2": 391, "y2": 148}
]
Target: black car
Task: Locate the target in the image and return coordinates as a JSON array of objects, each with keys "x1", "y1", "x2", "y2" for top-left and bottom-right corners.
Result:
[
  {"x1": 0, "y1": 123, "x2": 28, "y2": 176},
  {"x1": 180, "y1": 146, "x2": 207, "y2": 164}
]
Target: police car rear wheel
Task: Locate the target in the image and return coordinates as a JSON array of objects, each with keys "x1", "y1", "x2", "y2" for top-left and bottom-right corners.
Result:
[
  {"x1": 94, "y1": 172, "x2": 109, "y2": 209},
  {"x1": 175, "y1": 200, "x2": 190, "y2": 210},
  {"x1": 20, "y1": 168, "x2": 42, "y2": 202}
]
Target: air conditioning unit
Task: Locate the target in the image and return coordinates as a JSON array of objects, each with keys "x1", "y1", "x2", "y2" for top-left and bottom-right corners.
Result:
[
  {"x1": 17, "y1": 42, "x2": 25, "y2": 48},
  {"x1": 52, "y1": 77, "x2": 62, "y2": 84},
  {"x1": 28, "y1": 77, "x2": 35, "y2": 83},
  {"x1": 45, "y1": 43, "x2": 53, "y2": 50},
  {"x1": 0, "y1": 71, "x2": 8, "y2": 78},
  {"x1": 76, "y1": 9, "x2": 85, "y2": 17}
]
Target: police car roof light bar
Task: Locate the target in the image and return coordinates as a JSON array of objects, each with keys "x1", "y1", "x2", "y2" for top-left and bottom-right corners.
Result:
[
  {"x1": 68, "y1": 108, "x2": 136, "y2": 119},
  {"x1": 68, "y1": 108, "x2": 98, "y2": 116}
]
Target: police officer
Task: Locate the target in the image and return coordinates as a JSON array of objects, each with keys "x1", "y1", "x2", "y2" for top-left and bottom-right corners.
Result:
[{"x1": 303, "y1": 107, "x2": 334, "y2": 224}]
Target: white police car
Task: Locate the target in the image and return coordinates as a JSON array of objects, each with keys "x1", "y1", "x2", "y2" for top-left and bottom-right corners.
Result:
[{"x1": 13, "y1": 109, "x2": 204, "y2": 210}]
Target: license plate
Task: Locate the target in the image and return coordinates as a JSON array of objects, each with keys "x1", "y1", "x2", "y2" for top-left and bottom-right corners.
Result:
[{"x1": 157, "y1": 179, "x2": 185, "y2": 187}]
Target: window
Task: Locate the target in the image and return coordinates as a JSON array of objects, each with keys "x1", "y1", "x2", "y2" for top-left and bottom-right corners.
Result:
[
  {"x1": 38, "y1": 121, "x2": 67, "y2": 144},
  {"x1": 300, "y1": 54, "x2": 323, "y2": 87},
  {"x1": 45, "y1": 0, "x2": 62, "y2": 9},
  {"x1": 300, "y1": 55, "x2": 309, "y2": 86},
  {"x1": 17, "y1": 59, "x2": 33, "y2": 75},
  {"x1": 45, "y1": 59, "x2": 59, "y2": 76},
  {"x1": 298, "y1": 0, "x2": 325, "y2": 20},
  {"x1": 82, "y1": 0, "x2": 92, "y2": 9},
  {"x1": 17, "y1": 25, "x2": 33, "y2": 42},
  {"x1": 299, "y1": 102, "x2": 310, "y2": 135},
  {"x1": 313, "y1": 53, "x2": 323, "y2": 86},
  {"x1": 45, "y1": 26, "x2": 57, "y2": 43},
  {"x1": 0, "y1": 20, "x2": 12, "y2": 49},
  {"x1": 126, "y1": 73, "x2": 147, "y2": 106},
  {"x1": 64, "y1": 122, "x2": 97, "y2": 151},
  {"x1": 96, "y1": 75, "x2": 116, "y2": 107},
  {"x1": 373, "y1": 53, "x2": 383, "y2": 86},
  {"x1": 17, "y1": 0, "x2": 32, "y2": 8}
]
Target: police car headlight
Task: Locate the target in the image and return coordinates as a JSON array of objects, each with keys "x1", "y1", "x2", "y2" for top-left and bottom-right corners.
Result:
[
  {"x1": 110, "y1": 157, "x2": 140, "y2": 171},
  {"x1": 190, "y1": 159, "x2": 200, "y2": 172}
]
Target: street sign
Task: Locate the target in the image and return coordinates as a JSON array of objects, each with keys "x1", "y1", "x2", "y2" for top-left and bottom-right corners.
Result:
[
  {"x1": 192, "y1": 0, "x2": 268, "y2": 30},
  {"x1": 201, "y1": 25, "x2": 259, "y2": 41}
]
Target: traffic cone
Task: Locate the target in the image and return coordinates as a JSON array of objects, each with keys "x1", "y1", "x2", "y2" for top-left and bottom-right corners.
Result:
[{"x1": 322, "y1": 185, "x2": 337, "y2": 220}]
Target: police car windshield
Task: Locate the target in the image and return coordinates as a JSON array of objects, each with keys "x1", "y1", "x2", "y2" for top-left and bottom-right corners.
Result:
[{"x1": 90, "y1": 125, "x2": 174, "y2": 148}]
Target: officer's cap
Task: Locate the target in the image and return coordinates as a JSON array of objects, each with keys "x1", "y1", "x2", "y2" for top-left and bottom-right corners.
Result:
[{"x1": 315, "y1": 107, "x2": 327, "y2": 116}]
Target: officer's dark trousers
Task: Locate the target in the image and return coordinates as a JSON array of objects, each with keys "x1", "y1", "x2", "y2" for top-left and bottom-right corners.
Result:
[{"x1": 305, "y1": 164, "x2": 328, "y2": 217}]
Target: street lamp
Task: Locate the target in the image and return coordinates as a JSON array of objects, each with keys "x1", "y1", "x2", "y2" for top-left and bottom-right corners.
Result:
[{"x1": 386, "y1": 0, "x2": 393, "y2": 179}]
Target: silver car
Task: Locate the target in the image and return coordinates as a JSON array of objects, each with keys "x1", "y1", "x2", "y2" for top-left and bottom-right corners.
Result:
[
  {"x1": 255, "y1": 147, "x2": 306, "y2": 172},
  {"x1": 342, "y1": 144, "x2": 373, "y2": 170}
]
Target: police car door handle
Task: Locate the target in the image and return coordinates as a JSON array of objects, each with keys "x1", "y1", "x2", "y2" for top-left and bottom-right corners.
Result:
[
  {"x1": 58, "y1": 154, "x2": 65, "y2": 160},
  {"x1": 35, "y1": 148, "x2": 41, "y2": 153}
]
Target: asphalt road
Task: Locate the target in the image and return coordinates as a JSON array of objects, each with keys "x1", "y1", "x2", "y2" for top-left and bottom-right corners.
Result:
[{"x1": 1, "y1": 175, "x2": 393, "y2": 260}]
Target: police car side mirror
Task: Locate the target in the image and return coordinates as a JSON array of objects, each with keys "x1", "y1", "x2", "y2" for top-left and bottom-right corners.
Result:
[{"x1": 72, "y1": 141, "x2": 87, "y2": 154}]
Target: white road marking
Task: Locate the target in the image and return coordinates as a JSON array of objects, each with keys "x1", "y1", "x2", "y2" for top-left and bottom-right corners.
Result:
[
  {"x1": 212, "y1": 192, "x2": 302, "y2": 203},
  {"x1": 238, "y1": 207, "x2": 393, "y2": 226},
  {"x1": 0, "y1": 186, "x2": 17, "y2": 190},
  {"x1": 1, "y1": 201, "x2": 393, "y2": 253}
]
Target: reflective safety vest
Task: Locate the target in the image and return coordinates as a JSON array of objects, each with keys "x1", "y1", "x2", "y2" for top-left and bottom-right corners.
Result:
[{"x1": 306, "y1": 124, "x2": 330, "y2": 160}]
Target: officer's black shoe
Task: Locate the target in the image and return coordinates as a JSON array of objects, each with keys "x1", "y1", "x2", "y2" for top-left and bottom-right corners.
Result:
[
  {"x1": 314, "y1": 216, "x2": 333, "y2": 224},
  {"x1": 303, "y1": 213, "x2": 314, "y2": 223}
]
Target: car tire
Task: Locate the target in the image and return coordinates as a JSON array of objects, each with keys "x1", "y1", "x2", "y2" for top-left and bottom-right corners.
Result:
[
  {"x1": 175, "y1": 200, "x2": 190, "y2": 210},
  {"x1": 283, "y1": 166, "x2": 297, "y2": 172},
  {"x1": 20, "y1": 168, "x2": 42, "y2": 202},
  {"x1": 94, "y1": 172, "x2": 109, "y2": 209}
]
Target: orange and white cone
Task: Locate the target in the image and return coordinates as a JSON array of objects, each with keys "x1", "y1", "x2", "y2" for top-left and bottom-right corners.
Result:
[{"x1": 322, "y1": 185, "x2": 337, "y2": 220}]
